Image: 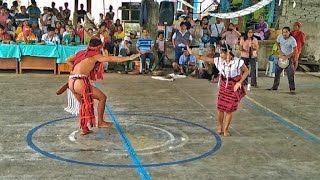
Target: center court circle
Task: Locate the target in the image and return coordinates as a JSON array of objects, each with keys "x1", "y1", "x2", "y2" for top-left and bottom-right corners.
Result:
[{"x1": 26, "y1": 114, "x2": 222, "y2": 168}]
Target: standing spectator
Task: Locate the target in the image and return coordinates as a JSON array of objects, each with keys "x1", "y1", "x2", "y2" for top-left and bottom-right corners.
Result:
[
  {"x1": 15, "y1": 6, "x2": 29, "y2": 25},
  {"x1": 210, "y1": 17, "x2": 225, "y2": 45},
  {"x1": 268, "y1": 27, "x2": 297, "y2": 95},
  {"x1": 190, "y1": 19, "x2": 203, "y2": 46},
  {"x1": 184, "y1": 16, "x2": 192, "y2": 30},
  {"x1": 221, "y1": 23, "x2": 241, "y2": 50},
  {"x1": 104, "y1": 13, "x2": 113, "y2": 29},
  {"x1": 50, "y1": 2, "x2": 59, "y2": 16},
  {"x1": 240, "y1": 28, "x2": 259, "y2": 87},
  {"x1": 0, "y1": 6, "x2": 9, "y2": 28},
  {"x1": 108, "y1": 5, "x2": 115, "y2": 21},
  {"x1": 156, "y1": 32, "x2": 165, "y2": 69},
  {"x1": 98, "y1": 22, "x2": 110, "y2": 45},
  {"x1": 41, "y1": 26, "x2": 60, "y2": 44},
  {"x1": 63, "y1": 2, "x2": 71, "y2": 24},
  {"x1": 136, "y1": 28, "x2": 156, "y2": 73},
  {"x1": 27, "y1": 1, "x2": 41, "y2": 25},
  {"x1": 56, "y1": 6, "x2": 65, "y2": 22},
  {"x1": 172, "y1": 22, "x2": 192, "y2": 70},
  {"x1": 201, "y1": 16, "x2": 211, "y2": 45},
  {"x1": 63, "y1": 27, "x2": 81, "y2": 45},
  {"x1": 0, "y1": 24, "x2": 12, "y2": 43},
  {"x1": 290, "y1": 21, "x2": 305, "y2": 70},
  {"x1": 10, "y1": 1, "x2": 19, "y2": 14},
  {"x1": 77, "y1": 4, "x2": 86, "y2": 23},
  {"x1": 16, "y1": 26, "x2": 36, "y2": 43}
]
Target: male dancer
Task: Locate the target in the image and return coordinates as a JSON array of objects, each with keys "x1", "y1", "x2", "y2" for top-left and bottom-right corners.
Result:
[{"x1": 62, "y1": 38, "x2": 140, "y2": 135}]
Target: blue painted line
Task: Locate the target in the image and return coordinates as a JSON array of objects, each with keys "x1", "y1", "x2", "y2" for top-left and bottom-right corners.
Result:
[
  {"x1": 244, "y1": 98, "x2": 320, "y2": 144},
  {"x1": 106, "y1": 104, "x2": 152, "y2": 180},
  {"x1": 26, "y1": 114, "x2": 222, "y2": 168}
]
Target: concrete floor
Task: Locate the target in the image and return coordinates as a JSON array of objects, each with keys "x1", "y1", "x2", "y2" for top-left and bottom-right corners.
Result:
[{"x1": 0, "y1": 71, "x2": 319, "y2": 180}]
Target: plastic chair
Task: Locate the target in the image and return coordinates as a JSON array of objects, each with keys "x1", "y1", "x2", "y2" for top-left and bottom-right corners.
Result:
[
  {"x1": 265, "y1": 60, "x2": 284, "y2": 77},
  {"x1": 139, "y1": 57, "x2": 150, "y2": 73}
]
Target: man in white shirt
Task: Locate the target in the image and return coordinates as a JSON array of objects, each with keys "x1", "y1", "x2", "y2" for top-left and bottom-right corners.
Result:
[
  {"x1": 41, "y1": 26, "x2": 60, "y2": 44},
  {"x1": 210, "y1": 17, "x2": 225, "y2": 45}
]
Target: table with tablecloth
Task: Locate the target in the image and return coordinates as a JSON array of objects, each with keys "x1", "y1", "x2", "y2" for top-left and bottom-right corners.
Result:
[{"x1": 0, "y1": 44, "x2": 87, "y2": 74}]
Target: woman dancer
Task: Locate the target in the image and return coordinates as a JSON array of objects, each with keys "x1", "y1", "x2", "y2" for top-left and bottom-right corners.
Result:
[{"x1": 188, "y1": 44, "x2": 249, "y2": 136}]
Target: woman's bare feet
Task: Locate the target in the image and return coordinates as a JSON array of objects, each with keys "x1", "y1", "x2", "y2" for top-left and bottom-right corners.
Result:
[
  {"x1": 217, "y1": 126, "x2": 223, "y2": 135},
  {"x1": 80, "y1": 129, "x2": 93, "y2": 135},
  {"x1": 223, "y1": 131, "x2": 231, "y2": 137},
  {"x1": 98, "y1": 120, "x2": 113, "y2": 128}
]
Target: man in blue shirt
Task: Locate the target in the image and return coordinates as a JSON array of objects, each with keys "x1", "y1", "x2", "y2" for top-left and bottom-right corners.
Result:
[
  {"x1": 176, "y1": 48, "x2": 197, "y2": 75},
  {"x1": 136, "y1": 28, "x2": 155, "y2": 74},
  {"x1": 26, "y1": 1, "x2": 41, "y2": 25}
]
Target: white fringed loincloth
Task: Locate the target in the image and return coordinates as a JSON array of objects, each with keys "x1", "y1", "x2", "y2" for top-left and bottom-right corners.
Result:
[{"x1": 64, "y1": 89, "x2": 80, "y2": 115}]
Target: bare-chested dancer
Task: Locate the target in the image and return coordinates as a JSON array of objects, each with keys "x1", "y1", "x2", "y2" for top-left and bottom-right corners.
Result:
[{"x1": 64, "y1": 38, "x2": 140, "y2": 135}]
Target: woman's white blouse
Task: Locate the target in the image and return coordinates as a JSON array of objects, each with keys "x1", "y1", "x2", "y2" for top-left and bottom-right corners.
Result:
[{"x1": 214, "y1": 57, "x2": 244, "y2": 78}]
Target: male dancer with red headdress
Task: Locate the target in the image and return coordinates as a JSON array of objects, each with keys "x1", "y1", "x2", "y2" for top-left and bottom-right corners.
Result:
[{"x1": 59, "y1": 38, "x2": 140, "y2": 135}]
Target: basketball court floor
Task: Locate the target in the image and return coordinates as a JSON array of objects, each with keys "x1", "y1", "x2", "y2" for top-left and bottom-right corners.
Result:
[{"x1": 0, "y1": 72, "x2": 319, "y2": 180}]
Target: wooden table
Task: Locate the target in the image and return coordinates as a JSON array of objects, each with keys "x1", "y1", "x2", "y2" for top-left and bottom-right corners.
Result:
[
  {"x1": 0, "y1": 58, "x2": 19, "y2": 74},
  {"x1": 57, "y1": 63, "x2": 72, "y2": 74},
  {"x1": 20, "y1": 56, "x2": 56, "y2": 74}
]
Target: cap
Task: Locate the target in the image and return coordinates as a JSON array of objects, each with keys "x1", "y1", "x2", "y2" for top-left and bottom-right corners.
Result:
[
  {"x1": 23, "y1": 26, "x2": 31, "y2": 33},
  {"x1": 124, "y1": 36, "x2": 131, "y2": 42}
]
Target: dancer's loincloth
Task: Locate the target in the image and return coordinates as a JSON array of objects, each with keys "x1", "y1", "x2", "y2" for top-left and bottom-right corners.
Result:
[
  {"x1": 68, "y1": 74, "x2": 96, "y2": 130},
  {"x1": 217, "y1": 75, "x2": 246, "y2": 112}
]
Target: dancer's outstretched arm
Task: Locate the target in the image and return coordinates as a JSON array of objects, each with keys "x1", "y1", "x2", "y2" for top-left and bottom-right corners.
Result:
[{"x1": 98, "y1": 53, "x2": 141, "y2": 63}]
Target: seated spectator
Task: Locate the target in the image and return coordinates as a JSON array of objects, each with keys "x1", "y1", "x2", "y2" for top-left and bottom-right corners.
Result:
[
  {"x1": 16, "y1": 26, "x2": 36, "y2": 43},
  {"x1": 31, "y1": 21, "x2": 42, "y2": 42},
  {"x1": 205, "y1": 45, "x2": 220, "y2": 82},
  {"x1": 15, "y1": 6, "x2": 29, "y2": 25},
  {"x1": 5, "y1": 19, "x2": 15, "y2": 38},
  {"x1": 268, "y1": 42, "x2": 280, "y2": 77},
  {"x1": 104, "y1": 31, "x2": 116, "y2": 55},
  {"x1": 75, "y1": 22, "x2": 84, "y2": 43},
  {"x1": 255, "y1": 15, "x2": 268, "y2": 40},
  {"x1": 98, "y1": 13, "x2": 104, "y2": 25},
  {"x1": 83, "y1": 28, "x2": 93, "y2": 45},
  {"x1": 41, "y1": 26, "x2": 60, "y2": 44},
  {"x1": 175, "y1": 48, "x2": 197, "y2": 75},
  {"x1": 62, "y1": 27, "x2": 81, "y2": 45},
  {"x1": 114, "y1": 25, "x2": 125, "y2": 42},
  {"x1": 0, "y1": 24, "x2": 12, "y2": 43},
  {"x1": 136, "y1": 28, "x2": 156, "y2": 73},
  {"x1": 15, "y1": 22, "x2": 23, "y2": 37},
  {"x1": 119, "y1": 36, "x2": 133, "y2": 73},
  {"x1": 114, "y1": 19, "x2": 122, "y2": 27}
]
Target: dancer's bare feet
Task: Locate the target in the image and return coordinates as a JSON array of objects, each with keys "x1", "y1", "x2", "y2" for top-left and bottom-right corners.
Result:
[
  {"x1": 98, "y1": 120, "x2": 113, "y2": 128},
  {"x1": 223, "y1": 131, "x2": 231, "y2": 137},
  {"x1": 217, "y1": 126, "x2": 223, "y2": 135},
  {"x1": 80, "y1": 129, "x2": 93, "y2": 135}
]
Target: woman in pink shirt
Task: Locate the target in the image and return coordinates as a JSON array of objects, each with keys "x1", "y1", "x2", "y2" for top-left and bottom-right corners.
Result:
[
  {"x1": 222, "y1": 23, "x2": 241, "y2": 50},
  {"x1": 240, "y1": 28, "x2": 259, "y2": 87}
]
